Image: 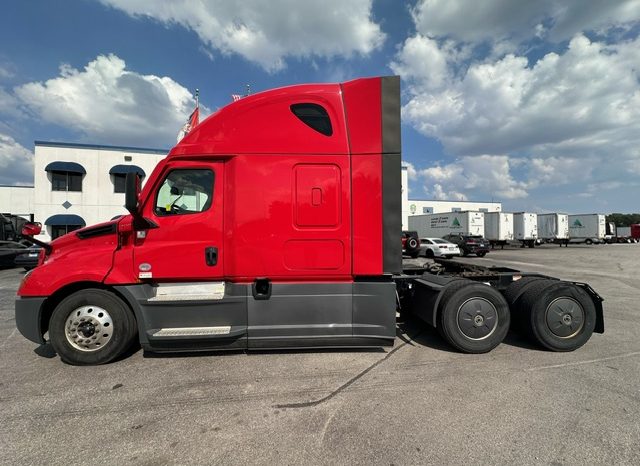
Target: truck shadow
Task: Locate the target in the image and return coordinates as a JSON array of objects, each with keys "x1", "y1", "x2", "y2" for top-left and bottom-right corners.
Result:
[
  {"x1": 501, "y1": 331, "x2": 543, "y2": 351},
  {"x1": 398, "y1": 315, "x2": 543, "y2": 352},
  {"x1": 396, "y1": 316, "x2": 458, "y2": 353},
  {"x1": 34, "y1": 322, "x2": 542, "y2": 363}
]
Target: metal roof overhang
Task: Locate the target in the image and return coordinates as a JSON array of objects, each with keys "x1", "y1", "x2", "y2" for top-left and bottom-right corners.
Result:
[
  {"x1": 109, "y1": 164, "x2": 146, "y2": 177},
  {"x1": 44, "y1": 161, "x2": 86, "y2": 174},
  {"x1": 44, "y1": 214, "x2": 86, "y2": 226}
]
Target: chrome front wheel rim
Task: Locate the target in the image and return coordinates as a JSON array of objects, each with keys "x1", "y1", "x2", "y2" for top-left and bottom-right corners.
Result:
[{"x1": 65, "y1": 305, "x2": 113, "y2": 352}]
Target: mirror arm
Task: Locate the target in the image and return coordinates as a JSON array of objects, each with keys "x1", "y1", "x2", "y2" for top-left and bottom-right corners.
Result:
[
  {"x1": 124, "y1": 172, "x2": 157, "y2": 231},
  {"x1": 22, "y1": 236, "x2": 52, "y2": 253}
]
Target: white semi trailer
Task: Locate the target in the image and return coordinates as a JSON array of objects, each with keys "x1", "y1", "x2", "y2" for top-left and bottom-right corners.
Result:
[
  {"x1": 408, "y1": 211, "x2": 484, "y2": 238},
  {"x1": 484, "y1": 212, "x2": 514, "y2": 249},
  {"x1": 513, "y1": 212, "x2": 538, "y2": 248},
  {"x1": 538, "y1": 213, "x2": 570, "y2": 246},
  {"x1": 568, "y1": 214, "x2": 606, "y2": 244}
]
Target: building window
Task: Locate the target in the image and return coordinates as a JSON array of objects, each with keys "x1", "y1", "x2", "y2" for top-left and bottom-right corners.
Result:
[
  {"x1": 422, "y1": 207, "x2": 433, "y2": 214},
  {"x1": 479, "y1": 208, "x2": 488, "y2": 212},
  {"x1": 113, "y1": 173, "x2": 143, "y2": 193},
  {"x1": 452, "y1": 207, "x2": 462, "y2": 212},
  {"x1": 51, "y1": 224, "x2": 82, "y2": 240},
  {"x1": 51, "y1": 171, "x2": 82, "y2": 192},
  {"x1": 109, "y1": 165, "x2": 145, "y2": 193},
  {"x1": 113, "y1": 174, "x2": 126, "y2": 193}
]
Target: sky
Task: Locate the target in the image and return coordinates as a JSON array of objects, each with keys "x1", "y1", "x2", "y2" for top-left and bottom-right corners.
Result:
[{"x1": 1, "y1": 0, "x2": 639, "y2": 214}]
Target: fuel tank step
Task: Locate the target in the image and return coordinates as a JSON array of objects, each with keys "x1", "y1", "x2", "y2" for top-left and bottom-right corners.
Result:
[{"x1": 151, "y1": 326, "x2": 231, "y2": 337}]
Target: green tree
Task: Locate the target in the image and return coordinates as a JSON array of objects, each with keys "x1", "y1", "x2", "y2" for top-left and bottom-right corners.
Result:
[{"x1": 606, "y1": 213, "x2": 640, "y2": 227}]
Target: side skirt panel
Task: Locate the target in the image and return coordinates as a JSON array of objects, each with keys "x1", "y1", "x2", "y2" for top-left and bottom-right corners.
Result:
[
  {"x1": 116, "y1": 280, "x2": 396, "y2": 352},
  {"x1": 115, "y1": 283, "x2": 248, "y2": 351}
]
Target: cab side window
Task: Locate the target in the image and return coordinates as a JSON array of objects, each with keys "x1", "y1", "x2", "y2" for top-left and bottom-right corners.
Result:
[{"x1": 154, "y1": 169, "x2": 214, "y2": 216}]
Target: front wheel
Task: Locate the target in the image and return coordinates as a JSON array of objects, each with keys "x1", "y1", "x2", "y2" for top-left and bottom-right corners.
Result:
[
  {"x1": 476, "y1": 251, "x2": 487, "y2": 257},
  {"x1": 49, "y1": 289, "x2": 138, "y2": 365},
  {"x1": 437, "y1": 281, "x2": 510, "y2": 353}
]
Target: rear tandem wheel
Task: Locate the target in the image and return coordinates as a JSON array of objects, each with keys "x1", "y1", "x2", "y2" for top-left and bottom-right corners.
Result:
[
  {"x1": 437, "y1": 280, "x2": 510, "y2": 354},
  {"x1": 518, "y1": 280, "x2": 596, "y2": 352}
]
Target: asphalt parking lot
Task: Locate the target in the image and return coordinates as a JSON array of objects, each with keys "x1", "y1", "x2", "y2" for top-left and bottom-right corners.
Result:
[{"x1": 1, "y1": 243, "x2": 639, "y2": 465}]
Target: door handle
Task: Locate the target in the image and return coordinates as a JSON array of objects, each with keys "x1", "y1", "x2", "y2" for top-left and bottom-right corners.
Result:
[{"x1": 205, "y1": 247, "x2": 218, "y2": 266}]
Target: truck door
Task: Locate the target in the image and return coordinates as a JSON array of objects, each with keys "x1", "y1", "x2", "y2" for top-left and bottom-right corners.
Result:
[
  {"x1": 131, "y1": 161, "x2": 247, "y2": 350},
  {"x1": 135, "y1": 162, "x2": 223, "y2": 280}
]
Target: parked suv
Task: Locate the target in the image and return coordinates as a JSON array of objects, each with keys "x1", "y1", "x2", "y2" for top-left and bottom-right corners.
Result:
[
  {"x1": 442, "y1": 234, "x2": 490, "y2": 257},
  {"x1": 402, "y1": 230, "x2": 420, "y2": 258}
]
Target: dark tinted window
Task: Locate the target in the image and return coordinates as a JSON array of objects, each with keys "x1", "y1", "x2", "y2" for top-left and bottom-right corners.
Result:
[
  {"x1": 68, "y1": 173, "x2": 82, "y2": 191},
  {"x1": 291, "y1": 103, "x2": 333, "y2": 136},
  {"x1": 113, "y1": 174, "x2": 126, "y2": 193},
  {"x1": 113, "y1": 173, "x2": 143, "y2": 193},
  {"x1": 51, "y1": 171, "x2": 83, "y2": 192},
  {"x1": 52, "y1": 172, "x2": 67, "y2": 191},
  {"x1": 51, "y1": 224, "x2": 82, "y2": 240}
]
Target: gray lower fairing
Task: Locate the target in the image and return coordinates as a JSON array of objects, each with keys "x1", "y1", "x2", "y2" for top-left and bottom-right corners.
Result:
[{"x1": 114, "y1": 280, "x2": 396, "y2": 352}]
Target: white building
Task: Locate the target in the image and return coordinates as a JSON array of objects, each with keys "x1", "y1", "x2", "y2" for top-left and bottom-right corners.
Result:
[
  {"x1": 32, "y1": 141, "x2": 167, "y2": 241},
  {"x1": 0, "y1": 185, "x2": 34, "y2": 218},
  {"x1": 401, "y1": 165, "x2": 502, "y2": 229}
]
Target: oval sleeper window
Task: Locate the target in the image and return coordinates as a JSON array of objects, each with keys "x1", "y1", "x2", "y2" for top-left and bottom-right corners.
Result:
[{"x1": 291, "y1": 103, "x2": 333, "y2": 136}]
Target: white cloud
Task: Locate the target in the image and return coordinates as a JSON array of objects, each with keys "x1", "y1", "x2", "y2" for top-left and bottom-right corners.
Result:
[
  {"x1": 417, "y1": 155, "x2": 527, "y2": 201},
  {"x1": 0, "y1": 66, "x2": 14, "y2": 80},
  {"x1": 98, "y1": 0, "x2": 385, "y2": 72},
  {"x1": 397, "y1": 1, "x2": 640, "y2": 210},
  {"x1": 14, "y1": 54, "x2": 201, "y2": 147},
  {"x1": 411, "y1": 0, "x2": 640, "y2": 46},
  {"x1": 526, "y1": 156, "x2": 593, "y2": 188},
  {"x1": 0, "y1": 134, "x2": 33, "y2": 185},
  {"x1": 0, "y1": 87, "x2": 24, "y2": 120},
  {"x1": 401, "y1": 35, "x2": 640, "y2": 158},
  {"x1": 403, "y1": 161, "x2": 418, "y2": 181},
  {"x1": 396, "y1": 31, "x2": 640, "y2": 209},
  {"x1": 391, "y1": 35, "x2": 450, "y2": 92}
]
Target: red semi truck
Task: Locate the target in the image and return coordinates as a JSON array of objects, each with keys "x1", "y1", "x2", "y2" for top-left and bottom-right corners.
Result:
[{"x1": 15, "y1": 76, "x2": 604, "y2": 365}]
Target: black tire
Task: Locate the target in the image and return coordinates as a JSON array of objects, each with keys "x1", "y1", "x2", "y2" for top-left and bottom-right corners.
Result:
[
  {"x1": 503, "y1": 277, "x2": 548, "y2": 307},
  {"x1": 435, "y1": 279, "x2": 473, "y2": 341},
  {"x1": 462, "y1": 249, "x2": 469, "y2": 257},
  {"x1": 409, "y1": 251, "x2": 420, "y2": 258},
  {"x1": 425, "y1": 249, "x2": 435, "y2": 259},
  {"x1": 49, "y1": 289, "x2": 137, "y2": 365},
  {"x1": 437, "y1": 280, "x2": 510, "y2": 353},
  {"x1": 503, "y1": 277, "x2": 551, "y2": 334},
  {"x1": 407, "y1": 238, "x2": 418, "y2": 250},
  {"x1": 476, "y1": 251, "x2": 487, "y2": 257},
  {"x1": 519, "y1": 281, "x2": 596, "y2": 352}
]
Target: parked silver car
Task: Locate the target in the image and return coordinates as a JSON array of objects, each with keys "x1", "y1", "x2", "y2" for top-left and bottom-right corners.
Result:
[{"x1": 419, "y1": 238, "x2": 461, "y2": 259}]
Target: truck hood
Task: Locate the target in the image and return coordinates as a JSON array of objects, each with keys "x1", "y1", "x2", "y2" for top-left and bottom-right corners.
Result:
[{"x1": 18, "y1": 218, "x2": 123, "y2": 297}]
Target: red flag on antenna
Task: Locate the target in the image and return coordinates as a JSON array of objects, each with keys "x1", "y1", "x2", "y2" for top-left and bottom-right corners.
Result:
[
  {"x1": 177, "y1": 91, "x2": 200, "y2": 142},
  {"x1": 188, "y1": 106, "x2": 199, "y2": 128}
]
